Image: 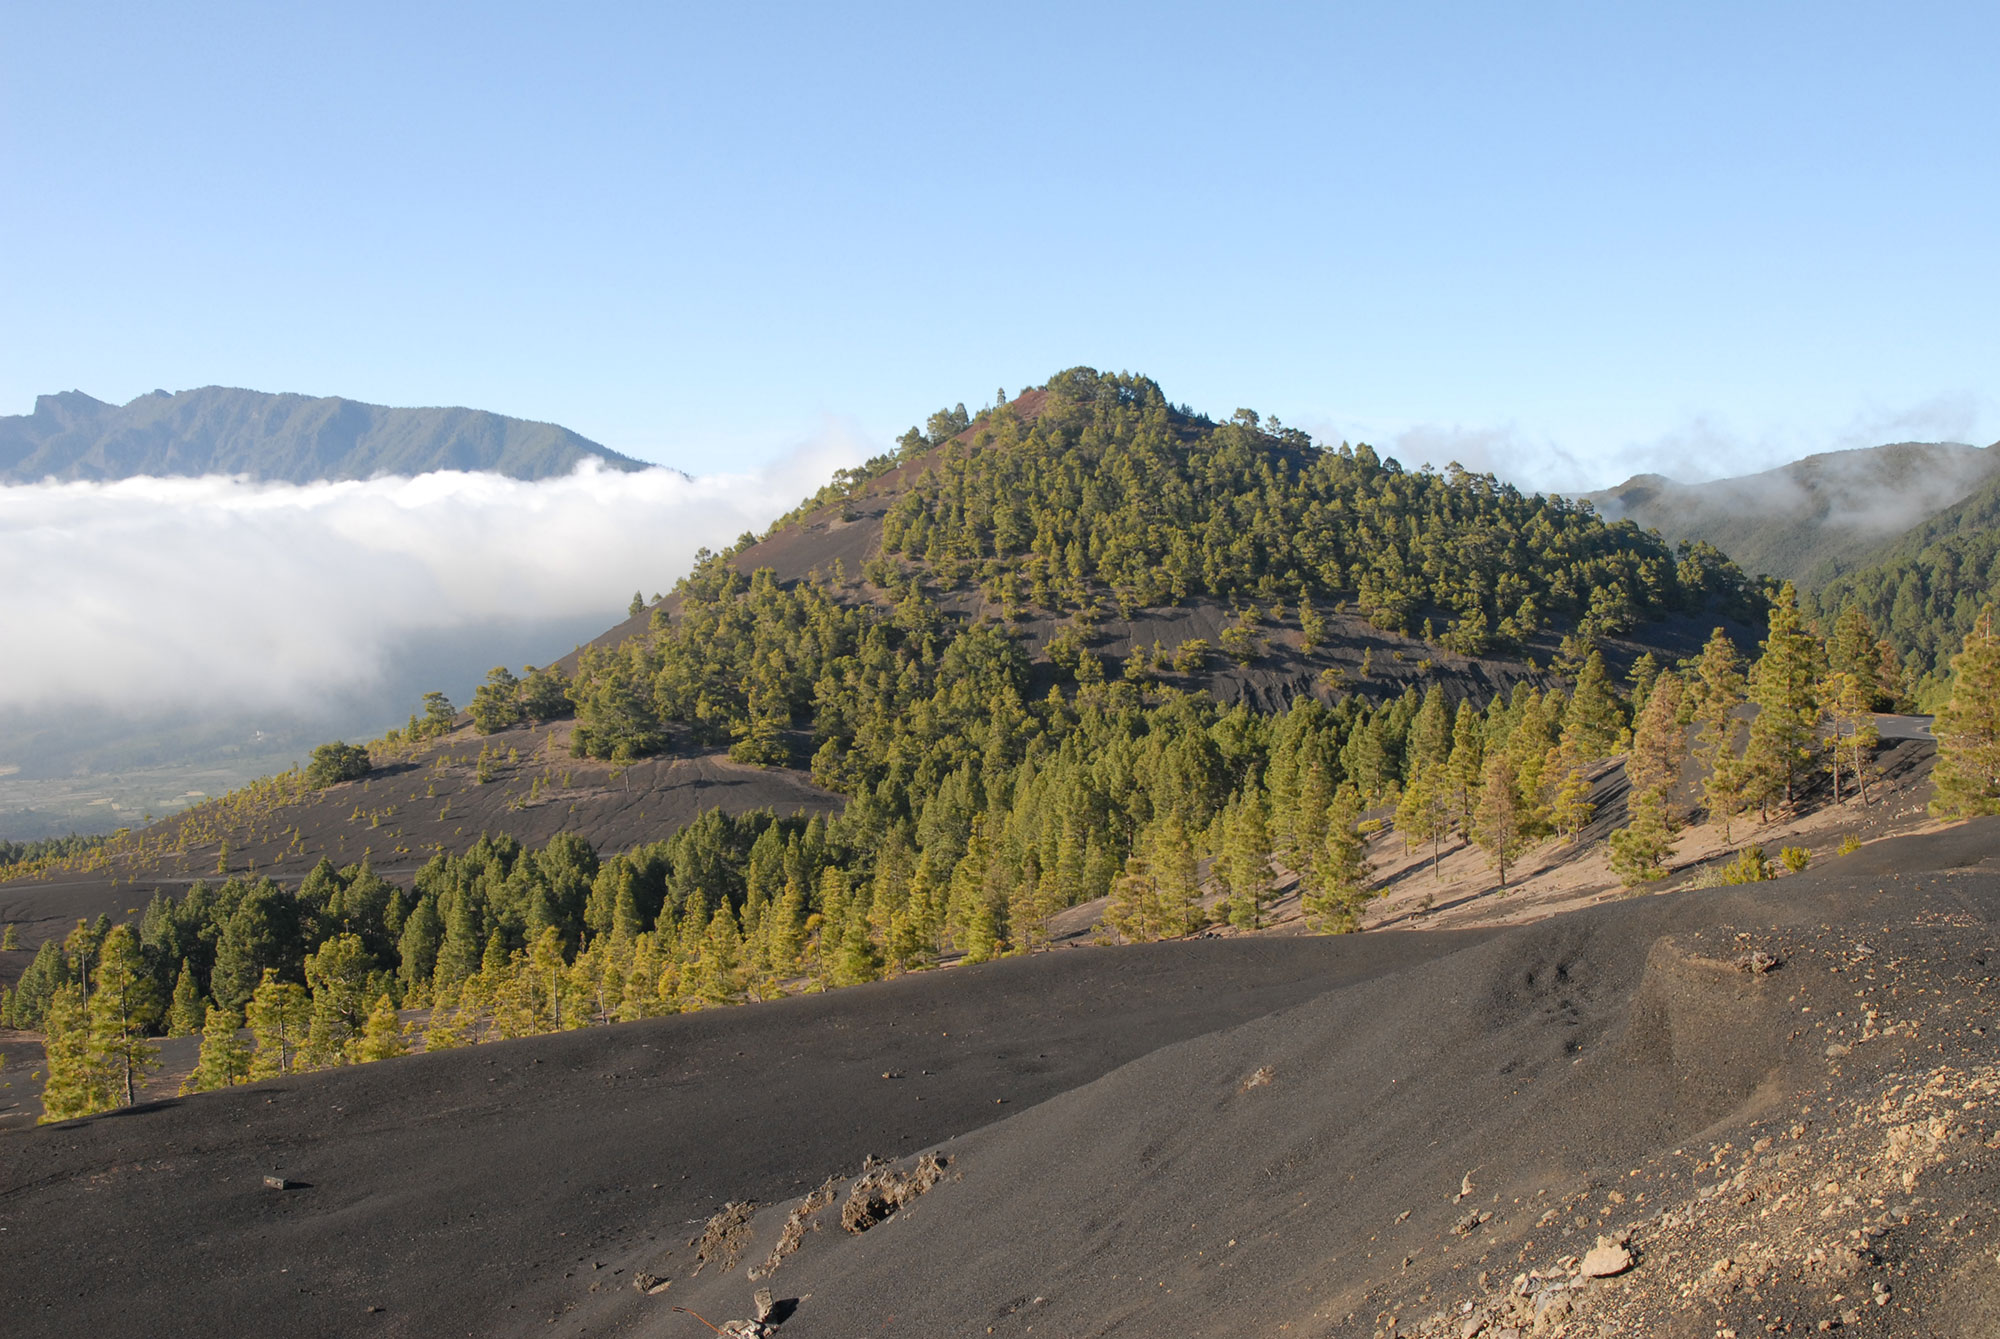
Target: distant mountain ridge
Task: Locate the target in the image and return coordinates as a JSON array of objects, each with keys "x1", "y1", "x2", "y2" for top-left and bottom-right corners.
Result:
[
  {"x1": 1585, "y1": 440, "x2": 2000, "y2": 583},
  {"x1": 0, "y1": 386, "x2": 651, "y2": 483}
]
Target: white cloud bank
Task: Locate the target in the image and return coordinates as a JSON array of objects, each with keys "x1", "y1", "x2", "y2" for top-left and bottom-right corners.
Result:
[
  {"x1": 0, "y1": 432, "x2": 870, "y2": 715},
  {"x1": 1300, "y1": 393, "x2": 1996, "y2": 496}
]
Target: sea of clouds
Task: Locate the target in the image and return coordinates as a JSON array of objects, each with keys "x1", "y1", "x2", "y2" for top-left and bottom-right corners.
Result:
[{"x1": 0, "y1": 434, "x2": 870, "y2": 716}]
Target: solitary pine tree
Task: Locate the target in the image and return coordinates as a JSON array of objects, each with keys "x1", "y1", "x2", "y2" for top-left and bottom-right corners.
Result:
[
  {"x1": 1473, "y1": 752, "x2": 1528, "y2": 889},
  {"x1": 1930, "y1": 605, "x2": 2000, "y2": 819},
  {"x1": 1105, "y1": 853, "x2": 1157, "y2": 944},
  {"x1": 1826, "y1": 605, "x2": 1879, "y2": 686},
  {"x1": 181, "y1": 1005, "x2": 251, "y2": 1094}
]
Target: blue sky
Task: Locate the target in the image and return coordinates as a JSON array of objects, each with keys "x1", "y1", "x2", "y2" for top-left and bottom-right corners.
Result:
[{"x1": 5, "y1": 2, "x2": 1996, "y2": 486}]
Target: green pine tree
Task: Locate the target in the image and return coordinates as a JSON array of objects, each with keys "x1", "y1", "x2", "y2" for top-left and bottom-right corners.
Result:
[
  {"x1": 37, "y1": 985, "x2": 109, "y2": 1122},
  {"x1": 1821, "y1": 669, "x2": 1879, "y2": 806},
  {"x1": 181, "y1": 1005, "x2": 251, "y2": 1094},
  {"x1": 832, "y1": 906, "x2": 882, "y2": 987},
  {"x1": 1691, "y1": 628, "x2": 1748, "y2": 839},
  {"x1": 245, "y1": 970, "x2": 312, "y2": 1080},
  {"x1": 1473, "y1": 752, "x2": 1528, "y2": 889},
  {"x1": 166, "y1": 959, "x2": 205, "y2": 1038},
  {"x1": 87, "y1": 925, "x2": 160, "y2": 1108},
  {"x1": 1445, "y1": 702, "x2": 1485, "y2": 838},
  {"x1": 355, "y1": 993, "x2": 409, "y2": 1063},
  {"x1": 1560, "y1": 650, "x2": 1624, "y2": 762},
  {"x1": 1625, "y1": 669, "x2": 1687, "y2": 800},
  {"x1": 693, "y1": 904, "x2": 744, "y2": 1006},
  {"x1": 302, "y1": 932, "x2": 374, "y2": 1067},
  {"x1": 1609, "y1": 786, "x2": 1677, "y2": 886},
  {"x1": 1743, "y1": 583, "x2": 1823, "y2": 815},
  {"x1": 1930, "y1": 605, "x2": 2000, "y2": 819},
  {"x1": 1220, "y1": 792, "x2": 1273, "y2": 929},
  {"x1": 1549, "y1": 765, "x2": 1595, "y2": 844},
  {"x1": 1394, "y1": 764, "x2": 1450, "y2": 874},
  {"x1": 1304, "y1": 784, "x2": 1372, "y2": 931}
]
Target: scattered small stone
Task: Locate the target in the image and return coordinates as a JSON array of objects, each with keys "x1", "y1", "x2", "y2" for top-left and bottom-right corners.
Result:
[
  {"x1": 1738, "y1": 950, "x2": 1781, "y2": 974},
  {"x1": 632, "y1": 1272, "x2": 671, "y2": 1295},
  {"x1": 1578, "y1": 1237, "x2": 1633, "y2": 1278},
  {"x1": 1453, "y1": 1208, "x2": 1492, "y2": 1235},
  {"x1": 1243, "y1": 1066, "x2": 1274, "y2": 1090},
  {"x1": 262, "y1": 1176, "x2": 294, "y2": 1191},
  {"x1": 753, "y1": 1287, "x2": 776, "y2": 1322},
  {"x1": 1826, "y1": 1043, "x2": 1852, "y2": 1058}
]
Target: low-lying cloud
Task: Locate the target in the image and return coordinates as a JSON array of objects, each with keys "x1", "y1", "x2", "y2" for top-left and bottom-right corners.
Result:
[
  {"x1": 0, "y1": 432, "x2": 870, "y2": 716},
  {"x1": 1303, "y1": 392, "x2": 1996, "y2": 497}
]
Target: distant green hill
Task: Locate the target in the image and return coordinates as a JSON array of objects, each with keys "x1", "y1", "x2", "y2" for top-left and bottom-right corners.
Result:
[
  {"x1": 0, "y1": 386, "x2": 650, "y2": 483},
  {"x1": 1805, "y1": 467, "x2": 2000, "y2": 682},
  {"x1": 1586, "y1": 441, "x2": 2000, "y2": 583}
]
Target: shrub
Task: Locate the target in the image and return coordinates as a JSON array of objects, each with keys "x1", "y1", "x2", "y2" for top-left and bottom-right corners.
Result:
[{"x1": 305, "y1": 742, "x2": 371, "y2": 789}]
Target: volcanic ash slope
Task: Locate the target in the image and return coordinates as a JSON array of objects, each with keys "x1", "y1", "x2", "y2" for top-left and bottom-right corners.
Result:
[{"x1": 668, "y1": 821, "x2": 2000, "y2": 1339}]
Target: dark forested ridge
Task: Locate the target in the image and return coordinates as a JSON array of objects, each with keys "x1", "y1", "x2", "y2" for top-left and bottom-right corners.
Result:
[
  {"x1": 1805, "y1": 465, "x2": 2000, "y2": 684},
  {"x1": 1586, "y1": 440, "x2": 2000, "y2": 585},
  {"x1": 0, "y1": 386, "x2": 650, "y2": 483}
]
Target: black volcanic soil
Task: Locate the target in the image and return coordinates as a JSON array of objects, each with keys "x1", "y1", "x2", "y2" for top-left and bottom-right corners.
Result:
[
  {"x1": 6, "y1": 822, "x2": 1998, "y2": 1339},
  {"x1": 0, "y1": 932, "x2": 1482, "y2": 1339}
]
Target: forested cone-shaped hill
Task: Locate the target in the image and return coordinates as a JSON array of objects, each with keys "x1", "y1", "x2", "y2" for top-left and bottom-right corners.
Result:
[
  {"x1": 0, "y1": 366, "x2": 1797, "y2": 1077},
  {"x1": 0, "y1": 386, "x2": 650, "y2": 483},
  {"x1": 1586, "y1": 439, "x2": 2000, "y2": 587}
]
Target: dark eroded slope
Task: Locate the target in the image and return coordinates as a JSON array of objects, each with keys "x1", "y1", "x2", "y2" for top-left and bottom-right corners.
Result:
[
  {"x1": 663, "y1": 821, "x2": 2000, "y2": 1338},
  {"x1": 0, "y1": 933, "x2": 1482, "y2": 1339}
]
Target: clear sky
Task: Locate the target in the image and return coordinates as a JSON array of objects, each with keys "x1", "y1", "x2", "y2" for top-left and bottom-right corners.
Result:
[{"x1": 5, "y1": 2, "x2": 1996, "y2": 487}]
